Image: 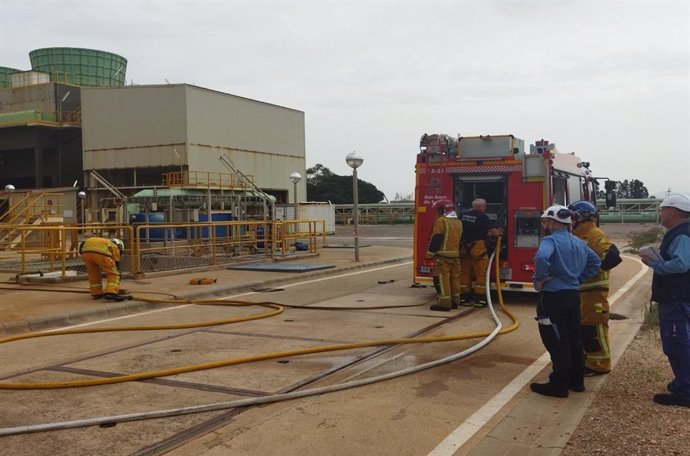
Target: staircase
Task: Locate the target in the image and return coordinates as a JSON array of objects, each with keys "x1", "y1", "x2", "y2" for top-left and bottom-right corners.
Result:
[{"x1": 0, "y1": 192, "x2": 64, "y2": 249}]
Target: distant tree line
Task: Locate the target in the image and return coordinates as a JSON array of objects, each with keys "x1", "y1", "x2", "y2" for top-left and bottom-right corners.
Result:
[
  {"x1": 306, "y1": 164, "x2": 385, "y2": 204},
  {"x1": 597, "y1": 178, "x2": 650, "y2": 200}
]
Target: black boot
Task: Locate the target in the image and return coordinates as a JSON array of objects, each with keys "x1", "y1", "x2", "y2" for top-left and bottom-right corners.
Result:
[
  {"x1": 104, "y1": 293, "x2": 127, "y2": 302},
  {"x1": 530, "y1": 382, "x2": 568, "y2": 398}
]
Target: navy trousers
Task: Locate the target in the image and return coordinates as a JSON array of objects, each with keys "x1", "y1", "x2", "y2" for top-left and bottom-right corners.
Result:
[
  {"x1": 659, "y1": 300, "x2": 690, "y2": 400},
  {"x1": 537, "y1": 290, "x2": 585, "y2": 391}
]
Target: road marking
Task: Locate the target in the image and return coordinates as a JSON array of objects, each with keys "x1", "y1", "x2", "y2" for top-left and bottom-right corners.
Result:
[
  {"x1": 46, "y1": 261, "x2": 413, "y2": 331},
  {"x1": 427, "y1": 256, "x2": 650, "y2": 456}
]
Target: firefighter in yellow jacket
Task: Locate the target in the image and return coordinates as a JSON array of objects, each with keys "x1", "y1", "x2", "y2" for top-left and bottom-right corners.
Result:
[
  {"x1": 80, "y1": 237, "x2": 126, "y2": 302},
  {"x1": 568, "y1": 201, "x2": 622, "y2": 375},
  {"x1": 425, "y1": 199, "x2": 463, "y2": 311}
]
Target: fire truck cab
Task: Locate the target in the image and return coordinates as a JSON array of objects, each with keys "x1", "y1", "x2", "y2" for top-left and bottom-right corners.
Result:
[{"x1": 413, "y1": 134, "x2": 598, "y2": 292}]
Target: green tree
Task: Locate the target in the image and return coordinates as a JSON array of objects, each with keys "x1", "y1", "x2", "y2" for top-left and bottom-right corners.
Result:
[
  {"x1": 595, "y1": 179, "x2": 649, "y2": 200},
  {"x1": 306, "y1": 164, "x2": 385, "y2": 203}
]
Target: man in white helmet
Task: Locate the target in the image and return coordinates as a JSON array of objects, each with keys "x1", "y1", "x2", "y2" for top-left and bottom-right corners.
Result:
[
  {"x1": 641, "y1": 193, "x2": 690, "y2": 408},
  {"x1": 530, "y1": 204, "x2": 601, "y2": 398}
]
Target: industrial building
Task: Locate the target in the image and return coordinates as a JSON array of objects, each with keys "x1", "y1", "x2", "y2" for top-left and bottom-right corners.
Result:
[{"x1": 0, "y1": 47, "x2": 307, "y2": 225}]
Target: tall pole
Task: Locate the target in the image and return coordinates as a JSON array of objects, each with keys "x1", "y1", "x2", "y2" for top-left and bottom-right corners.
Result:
[
  {"x1": 293, "y1": 181, "x2": 298, "y2": 220},
  {"x1": 289, "y1": 172, "x2": 302, "y2": 222},
  {"x1": 353, "y1": 167, "x2": 360, "y2": 262},
  {"x1": 346, "y1": 151, "x2": 363, "y2": 262}
]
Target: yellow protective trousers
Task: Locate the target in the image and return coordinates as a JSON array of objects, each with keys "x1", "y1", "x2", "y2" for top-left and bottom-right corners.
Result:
[
  {"x1": 82, "y1": 252, "x2": 120, "y2": 296},
  {"x1": 433, "y1": 256, "x2": 461, "y2": 308},
  {"x1": 460, "y1": 240, "x2": 489, "y2": 296},
  {"x1": 580, "y1": 288, "x2": 611, "y2": 372}
]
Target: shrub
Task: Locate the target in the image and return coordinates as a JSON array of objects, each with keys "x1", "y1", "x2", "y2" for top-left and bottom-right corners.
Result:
[{"x1": 624, "y1": 227, "x2": 664, "y2": 253}]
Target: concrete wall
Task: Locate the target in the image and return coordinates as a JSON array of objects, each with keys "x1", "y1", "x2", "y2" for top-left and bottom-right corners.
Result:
[
  {"x1": 81, "y1": 84, "x2": 306, "y2": 202},
  {"x1": 81, "y1": 85, "x2": 188, "y2": 170},
  {"x1": 185, "y1": 85, "x2": 306, "y2": 202}
]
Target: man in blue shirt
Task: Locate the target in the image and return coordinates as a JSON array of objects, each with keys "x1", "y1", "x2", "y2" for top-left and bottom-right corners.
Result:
[
  {"x1": 641, "y1": 193, "x2": 690, "y2": 408},
  {"x1": 530, "y1": 205, "x2": 601, "y2": 398}
]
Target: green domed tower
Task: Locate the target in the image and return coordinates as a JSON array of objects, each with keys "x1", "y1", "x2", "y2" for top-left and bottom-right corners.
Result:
[{"x1": 29, "y1": 47, "x2": 127, "y2": 86}]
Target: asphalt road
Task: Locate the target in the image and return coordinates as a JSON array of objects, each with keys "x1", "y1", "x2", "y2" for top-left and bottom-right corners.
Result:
[{"x1": 0, "y1": 223, "x2": 652, "y2": 456}]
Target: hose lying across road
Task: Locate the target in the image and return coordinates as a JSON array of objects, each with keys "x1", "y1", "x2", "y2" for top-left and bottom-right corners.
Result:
[{"x1": 0, "y1": 238, "x2": 522, "y2": 436}]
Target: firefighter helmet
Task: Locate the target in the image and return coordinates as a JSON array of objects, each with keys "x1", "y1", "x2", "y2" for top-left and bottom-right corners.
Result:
[
  {"x1": 660, "y1": 194, "x2": 690, "y2": 213},
  {"x1": 568, "y1": 200, "x2": 598, "y2": 223},
  {"x1": 110, "y1": 238, "x2": 125, "y2": 252},
  {"x1": 541, "y1": 205, "x2": 572, "y2": 224},
  {"x1": 432, "y1": 199, "x2": 454, "y2": 214}
]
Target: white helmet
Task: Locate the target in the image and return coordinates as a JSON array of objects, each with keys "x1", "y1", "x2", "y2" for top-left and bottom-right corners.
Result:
[
  {"x1": 541, "y1": 205, "x2": 572, "y2": 224},
  {"x1": 110, "y1": 238, "x2": 125, "y2": 251},
  {"x1": 660, "y1": 194, "x2": 690, "y2": 213}
]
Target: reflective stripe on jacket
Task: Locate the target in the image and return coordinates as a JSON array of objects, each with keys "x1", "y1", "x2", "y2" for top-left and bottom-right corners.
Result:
[
  {"x1": 80, "y1": 237, "x2": 121, "y2": 261},
  {"x1": 427, "y1": 215, "x2": 462, "y2": 258}
]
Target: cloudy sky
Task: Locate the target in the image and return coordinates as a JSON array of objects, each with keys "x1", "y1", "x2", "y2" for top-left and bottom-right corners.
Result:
[{"x1": 2, "y1": 0, "x2": 688, "y2": 199}]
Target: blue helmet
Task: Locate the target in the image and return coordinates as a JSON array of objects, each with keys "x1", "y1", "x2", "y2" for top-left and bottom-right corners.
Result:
[
  {"x1": 568, "y1": 200, "x2": 598, "y2": 223},
  {"x1": 568, "y1": 200, "x2": 598, "y2": 214}
]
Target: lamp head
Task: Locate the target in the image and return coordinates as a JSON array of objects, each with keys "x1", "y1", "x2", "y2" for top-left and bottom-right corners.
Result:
[
  {"x1": 346, "y1": 152, "x2": 364, "y2": 169},
  {"x1": 289, "y1": 172, "x2": 302, "y2": 184}
]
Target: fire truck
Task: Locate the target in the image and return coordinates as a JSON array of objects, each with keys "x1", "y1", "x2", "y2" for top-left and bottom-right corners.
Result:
[{"x1": 413, "y1": 133, "x2": 601, "y2": 292}]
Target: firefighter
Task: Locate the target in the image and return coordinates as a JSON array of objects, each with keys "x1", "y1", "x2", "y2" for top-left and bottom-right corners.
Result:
[
  {"x1": 459, "y1": 198, "x2": 502, "y2": 307},
  {"x1": 530, "y1": 205, "x2": 601, "y2": 398},
  {"x1": 425, "y1": 199, "x2": 463, "y2": 311},
  {"x1": 568, "y1": 200, "x2": 622, "y2": 376},
  {"x1": 79, "y1": 237, "x2": 127, "y2": 302}
]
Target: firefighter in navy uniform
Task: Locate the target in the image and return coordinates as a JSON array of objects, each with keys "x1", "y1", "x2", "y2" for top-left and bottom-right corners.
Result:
[
  {"x1": 459, "y1": 198, "x2": 502, "y2": 306},
  {"x1": 568, "y1": 200, "x2": 622, "y2": 376},
  {"x1": 425, "y1": 199, "x2": 463, "y2": 311},
  {"x1": 79, "y1": 237, "x2": 127, "y2": 302}
]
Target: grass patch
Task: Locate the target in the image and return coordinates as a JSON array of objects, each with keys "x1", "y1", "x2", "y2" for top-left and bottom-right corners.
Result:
[
  {"x1": 641, "y1": 301, "x2": 660, "y2": 330},
  {"x1": 624, "y1": 227, "x2": 664, "y2": 253}
]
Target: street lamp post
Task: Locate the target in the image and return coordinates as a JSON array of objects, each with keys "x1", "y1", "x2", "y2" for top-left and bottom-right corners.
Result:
[
  {"x1": 346, "y1": 152, "x2": 364, "y2": 262},
  {"x1": 78, "y1": 191, "x2": 86, "y2": 227},
  {"x1": 289, "y1": 172, "x2": 302, "y2": 221}
]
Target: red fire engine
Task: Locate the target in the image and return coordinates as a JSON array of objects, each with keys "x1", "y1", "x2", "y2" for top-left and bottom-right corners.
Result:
[{"x1": 413, "y1": 134, "x2": 599, "y2": 292}]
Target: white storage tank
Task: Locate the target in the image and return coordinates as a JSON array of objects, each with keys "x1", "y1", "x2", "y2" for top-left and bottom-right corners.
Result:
[
  {"x1": 298, "y1": 202, "x2": 335, "y2": 234},
  {"x1": 11, "y1": 71, "x2": 50, "y2": 87}
]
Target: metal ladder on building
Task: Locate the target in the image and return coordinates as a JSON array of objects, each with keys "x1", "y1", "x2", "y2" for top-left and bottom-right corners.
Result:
[{"x1": 219, "y1": 154, "x2": 275, "y2": 221}]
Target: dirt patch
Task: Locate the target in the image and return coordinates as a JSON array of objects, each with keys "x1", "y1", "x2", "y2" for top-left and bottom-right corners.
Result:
[{"x1": 563, "y1": 330, "x2": 690, "y2": 456}]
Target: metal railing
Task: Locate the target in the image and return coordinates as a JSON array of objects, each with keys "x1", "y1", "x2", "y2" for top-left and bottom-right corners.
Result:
[
  {"x1": 162, "y1": 171, "x2": 253, "y2": 189},
  {"x1": 332, "y1": 199, "x2": 664, "y2": 225},
  {"x1": 0, "y1": 219, "x2": 327, "y2": 277},
  {"x1": 0, "y1": 193, "x2": 64, "y2": 249}
]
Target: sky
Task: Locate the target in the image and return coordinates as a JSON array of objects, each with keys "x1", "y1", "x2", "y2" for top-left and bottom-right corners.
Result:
[{"x1": 2, "y1": 0, "x2": 688, "y2": 199}]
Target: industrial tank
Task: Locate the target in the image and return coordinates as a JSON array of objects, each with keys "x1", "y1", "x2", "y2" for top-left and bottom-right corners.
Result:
[
  {"x1": 29, "y1": 47, "x2": 127, "y2": 87},
  {"x1": 0, "y1": 66, "x2": 21, "y2": 88}
]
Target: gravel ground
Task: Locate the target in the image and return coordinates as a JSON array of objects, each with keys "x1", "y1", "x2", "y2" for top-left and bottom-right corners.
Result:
[{"x1": 563, "y1": 329, "x2": 690, "y2": 456}]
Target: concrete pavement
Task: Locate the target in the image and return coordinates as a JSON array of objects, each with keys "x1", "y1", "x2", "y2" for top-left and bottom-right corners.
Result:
[
  {"x1": 0, "y1": 243, "x2": 651, "y2": 456},
  {"x1": 0, "y1": 245, "x2": 412, "y2": 337}
]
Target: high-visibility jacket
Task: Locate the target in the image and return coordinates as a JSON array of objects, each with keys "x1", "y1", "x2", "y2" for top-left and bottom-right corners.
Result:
[
  {"x1": 572, "y1": 221, "x2": 612, "y2": 291},
  {"x1": 80, "y1": 237, "x2": 121, "y2": 262},
  {"x1": 426, "y1": 214, "x2": 463, "y2": 258}
]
